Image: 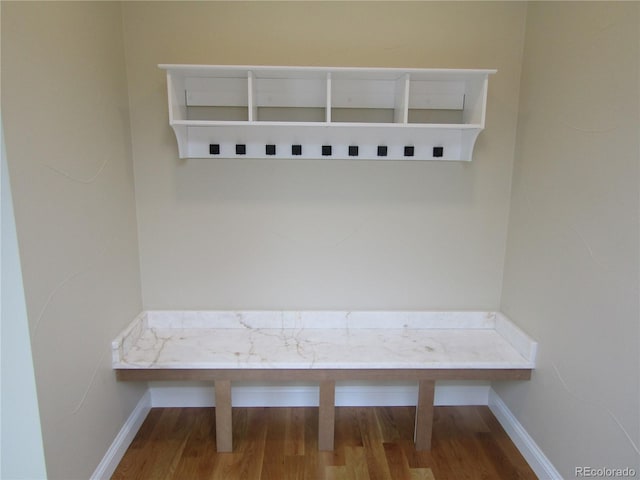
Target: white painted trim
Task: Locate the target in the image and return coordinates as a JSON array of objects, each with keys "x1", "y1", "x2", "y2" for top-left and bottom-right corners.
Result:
[
  {"x1": 489, "y1": 389, "x2": 561, "y2": 480},
  {"x1": 90, "y1": 391, "x2": 152, "y2": 480},
  {"x1": 150, "y1": 384, "x2": 216, "y2": 408},
  {"x1": 149, "y1": 382, "x2": 491, "y2": 408}
]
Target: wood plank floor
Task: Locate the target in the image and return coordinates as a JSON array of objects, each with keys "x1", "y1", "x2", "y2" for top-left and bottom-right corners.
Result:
[{"x1": 112, "y1": 406, "x2": 537, "y2": 479}]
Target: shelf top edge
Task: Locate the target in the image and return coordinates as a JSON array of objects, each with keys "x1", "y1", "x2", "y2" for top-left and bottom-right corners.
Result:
[
  {"x1": 171, "y1": 120, "x2": 483, "y2": 129},
  {"x1": 159, "y1": 64, "x2": 497, "y2": 76}
]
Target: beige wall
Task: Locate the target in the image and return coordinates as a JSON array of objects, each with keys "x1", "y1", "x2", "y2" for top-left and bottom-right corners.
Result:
[
  {"x1": 1, "y1": 2, "x2": 145, "y2": 479},
  {"x1": 498, "y1": 2, "x2": 640, "y2": 477},
  {"x1": 122, "y1": 1, "x2": 527, "y2": 310}
]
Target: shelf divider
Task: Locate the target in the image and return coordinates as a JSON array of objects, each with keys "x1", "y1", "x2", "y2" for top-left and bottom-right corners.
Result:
[
  {"x1": 326, "y1": 72, "x2": 332, "y2": 123},
  {"x1": 394, "y1": 73, "x2": 410, "y2": 124},
  {"x1": 248, "y1": 70, "x2": 257, "y2": 122}
]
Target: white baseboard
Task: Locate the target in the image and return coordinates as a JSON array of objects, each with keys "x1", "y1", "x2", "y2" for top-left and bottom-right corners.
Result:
[
  {"x1": 489, "y1": 389, "x2": 561, "y2": 479},
  {"x1": 90, "y1": 390, "x2": 151, "y2": 480},
  {"x1": 148, "y1": 381, "x2": 491, "y2": 408}
]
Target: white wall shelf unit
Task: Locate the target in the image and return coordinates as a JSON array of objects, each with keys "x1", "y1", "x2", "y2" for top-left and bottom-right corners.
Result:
[{"x1": 159, "y1": 65, "x2": 496, "y2": 161}]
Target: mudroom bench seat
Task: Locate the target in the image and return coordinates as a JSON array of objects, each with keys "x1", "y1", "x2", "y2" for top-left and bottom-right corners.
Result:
[{"x1": 112, "y1": 310, "x2": 536, "y2": 453}]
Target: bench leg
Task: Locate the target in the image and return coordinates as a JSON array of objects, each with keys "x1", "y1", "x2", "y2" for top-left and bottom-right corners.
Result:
[
  {"x1": 318, "y1": 380, "x2": 336, "y2": 451},
  {"x1": 414, "y1": 379, "x2": 435, "y2": 451},
  {"x1": 214, "y1": 380, "x2": 233, "y2": 453}
]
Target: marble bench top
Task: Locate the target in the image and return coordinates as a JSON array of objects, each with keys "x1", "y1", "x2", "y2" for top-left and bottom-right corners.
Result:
[{"x1": 112, "y1": 311, "x2": 537, "y2": 370}]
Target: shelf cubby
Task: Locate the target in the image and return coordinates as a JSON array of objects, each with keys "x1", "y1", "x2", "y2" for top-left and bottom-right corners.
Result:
[
  {"x1": 330, "y1": 71, "x2": 408, "y2": 124},
  {"x1": 178, "y1": 69, "x2": 249, "y2": 121},
  {"x1": 159, "y1": 65, "x2": 496, "y2": 161},
  {"x1": 250, "y1": 69, "x2": 328, "y2": 123}
]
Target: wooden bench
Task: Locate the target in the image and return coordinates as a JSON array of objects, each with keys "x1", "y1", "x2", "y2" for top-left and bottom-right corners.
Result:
[{"x1": 112, "y1": 310, "x2": 536, "y2": 453}]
